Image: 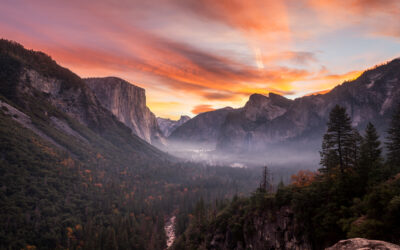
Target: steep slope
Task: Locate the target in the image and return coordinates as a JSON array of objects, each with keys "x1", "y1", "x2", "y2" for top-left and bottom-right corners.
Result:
[
  {"x1": 168, "y1": 107, "x2": 233, "y2": 148},
  {"x1": 0, "y1": 39, "x2": 166, "y2": 159},
  {"x1": 85, "y1": 77, "x2": 165, "y2": 145},
  {"x1": 157, "y1": 115, "x2": 190, "y2": 137}
]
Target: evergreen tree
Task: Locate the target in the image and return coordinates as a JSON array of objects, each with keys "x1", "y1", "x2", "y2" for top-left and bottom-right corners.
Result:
[
  {"x1": 360, "y1": 122, "x2": 382, "y2": 186},
  {"x1": 361, "y1": 123, "x2": 382, "y2": 164},
  {"x1": 320, "y1": 105, "x2": 354, "y2": 174},
  {"x1": 387, "y1": 104, "x2": 400, "y2": 173},
  {"x1": 259, "y1": 166, "x2": 270, "y2": 192},
  {"x1": 347, "y1": 128, "x2": 363, "y2": 168}
]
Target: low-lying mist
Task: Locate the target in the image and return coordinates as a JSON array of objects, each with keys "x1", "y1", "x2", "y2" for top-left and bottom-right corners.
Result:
[{"x1": 160, "y1": 139, "x2": 322, "y2": 185}]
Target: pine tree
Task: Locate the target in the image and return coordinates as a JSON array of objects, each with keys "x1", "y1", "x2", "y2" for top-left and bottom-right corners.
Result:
[
  {"x1": 320, "y1": 105, "x2": 354, "y2": 174},
  {"x1": 259, "y1": 166, "x2": 271, "y2": 192},
  {"x1": 347, "y1": 128, "x2": 363, "y2": 168},
  {"x1": 360, "y1": 122, "x2": 382, "y2": 186},
  {"x1": 361, "y1": 123, "x2": 382, "y2": 163},
  {"x1": 386, "y1": 104, "x2": 400, "y2": 173}
]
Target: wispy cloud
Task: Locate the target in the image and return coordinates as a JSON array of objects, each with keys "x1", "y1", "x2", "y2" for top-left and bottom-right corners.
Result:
[{"x1": 191, "y1": 105, "x2": 216, "y2": 114}]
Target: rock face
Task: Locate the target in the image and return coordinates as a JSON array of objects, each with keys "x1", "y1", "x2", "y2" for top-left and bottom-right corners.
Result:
[
  {"x1": 168, "y1": 107, "x2": 233, "y2": 148},
  {"x1": 19, "y1": 69, "x2": 123, "y2": 135},
  {"x1": 170, "y1": 58, "x2": 400, "y2": 154},
  {"x1": 326, "y1": 238, "x2": 400, "y2": 250},
  {"x1": 85, "y1": 77, "x2": 164, "y2": 145},
  {"x1": 157, "y1": 115, "x2": 190, "y2": 137},
  {"x1": 0, "y1": 39, "x2": 165, "y2": 158},
  {"x1": 208, "y1": 206, "x2": 311, "y2": 250},
  {"x1": 217, "y1": 93, "x2": 295, "y2": 152}
]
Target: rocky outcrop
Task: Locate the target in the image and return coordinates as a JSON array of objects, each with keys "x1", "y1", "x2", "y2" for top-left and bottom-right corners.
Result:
[
  {"x1": 168, "y1": 107, "x2": 233, "y2": 148},
  {"x1": 19, "y1": 69, "x2": 110, "y2": 131},
  {"x1": 217, "y1": 93, "x2": 296, "y2": 152},
  {"x1": 157, "y1": 115, "x2": 190, "y2": 137},
  {"x1": 208, "y1": 206, "x2": 310, "y2": 250},
  {"x1": 326, "y1": 238, "x2": 400, "y2": 250},
  {"x1": 242, "y1": 93, "x2": 293, "y2": 122},
  {"x1": 85, "y1": 77, "x2": 164, "y2": 145}
]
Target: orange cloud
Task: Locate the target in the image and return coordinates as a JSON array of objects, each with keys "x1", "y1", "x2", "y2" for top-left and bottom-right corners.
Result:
[
  {"x1": 263, "y1": 51, "x2": 318, "y2": 66},
  {"x1": 317, "y1": 70, "x2": 362, "y2": 82},
  {"x1": 292, "y1": 70, "x2": 364, "y2": 96},
  {"x1": 305, "y1": 0, "x2": 400, "y2": 38},
  {"x1": 191, "y1": 105, "x2": 216, "y2": 114},
  {"x1": 147, "y1": 101, "x2": 185, "y2": 120},
  {"x1": 305, "y1": 89, "x2": 331, "y2": 96},
  {"x1": 173, "y1": 0, "x2": 290, "y2": 34},
  {"x1": 33, "y1": 33, "x2": 314, "y2": 103}
]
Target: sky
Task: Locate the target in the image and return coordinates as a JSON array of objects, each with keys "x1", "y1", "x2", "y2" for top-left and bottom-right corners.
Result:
[{"x1": 1, "y1": 0, "x2": 400, "y2": 119}]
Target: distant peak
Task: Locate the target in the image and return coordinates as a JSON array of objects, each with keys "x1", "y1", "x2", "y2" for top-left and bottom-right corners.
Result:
[
  {"x1": 248, "y1": 93, "x2": 290, "y2": 102},
  {"x1": 179, "y1": 115, "x2": 191, "y2": 122},
  {"x1": 221, "y1": 106, "x2": 233, "y2": 110},
  {"x1": 268, "y1": 92, "x2": 291, "y2": 102},
  {"x1": 246, "y1": 92, "x2": 293, "y2": 109},
  {"x1": 268, "y1": 92, "x2": 281, "y2": 97},
  {"x1": 249, "y1": 93, "x2": 268, "y2": 101}
]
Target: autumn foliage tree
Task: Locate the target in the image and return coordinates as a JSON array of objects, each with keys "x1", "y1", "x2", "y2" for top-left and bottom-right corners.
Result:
[{"x1": 291, "y1": 170, "x2": 317, "y2": 187}]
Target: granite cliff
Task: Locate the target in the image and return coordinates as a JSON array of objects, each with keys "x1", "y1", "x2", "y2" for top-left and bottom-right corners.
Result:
[
  {"x1": 168, "y1": 107, "x2": 233, "y2": 148},
  {"x1": 85, "y1": 77, "x2": 165, "y2": 145}
]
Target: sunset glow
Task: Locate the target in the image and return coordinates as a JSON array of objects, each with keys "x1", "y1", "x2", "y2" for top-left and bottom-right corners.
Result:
[{"x1": 1, "y1": 0, "x2": 400, "y2": 119}]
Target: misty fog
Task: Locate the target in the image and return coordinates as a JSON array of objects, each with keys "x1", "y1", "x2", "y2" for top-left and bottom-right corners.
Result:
[{"x1": 160, "y1": 139, "x2": 321, "y2": 185}]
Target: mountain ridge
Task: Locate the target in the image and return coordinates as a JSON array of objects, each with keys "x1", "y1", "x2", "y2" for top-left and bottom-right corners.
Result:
[{"x1": 169, "y1": 58, "x2": 400, "y2": 158}]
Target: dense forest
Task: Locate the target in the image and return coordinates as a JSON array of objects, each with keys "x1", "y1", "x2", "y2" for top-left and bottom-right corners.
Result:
[
  {"x1": 173, "y1": 104, "x2": 400, "y2": 249},
  {"x1": 0, "y1": 40, "x2": 261, "y2": 249}
]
